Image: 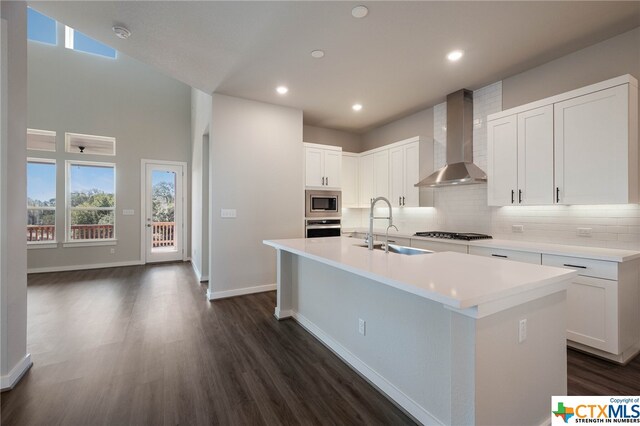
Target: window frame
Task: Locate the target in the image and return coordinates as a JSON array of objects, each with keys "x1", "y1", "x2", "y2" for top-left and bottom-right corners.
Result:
[
  {"x1": 27, "y1": 7, "x2": 58, "y2": 46},
  {"x1": 27, "y1": 128, "x2": 57, "y2": 152},
  {"x1": 65, "y1": 160, "x2": 117, "y2": 246},
  {"x1": 27, "y1": 158, "x2": 57, "y2": 246},
  {"x1": 64, "y1": 26, "x2": 117, "y2": 59}
]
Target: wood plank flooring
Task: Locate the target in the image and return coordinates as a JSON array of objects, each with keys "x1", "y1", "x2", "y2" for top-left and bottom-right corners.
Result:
[
  {"x1": 1, "y1": 262, "x2": 639, "y2": 425},
  {"x1": 1, "y1": 263, "x2": 414, "y2": 426}
]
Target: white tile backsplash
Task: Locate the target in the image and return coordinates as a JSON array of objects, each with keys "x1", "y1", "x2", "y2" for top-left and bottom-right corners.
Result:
[{"x1": 344, "y1": 80, "x2": 640, "y2": 251}]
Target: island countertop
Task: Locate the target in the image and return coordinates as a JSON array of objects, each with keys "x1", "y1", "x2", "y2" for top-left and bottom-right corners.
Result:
[{"x1": 264, "y1": 236, "x2": 576, "y2": 311}]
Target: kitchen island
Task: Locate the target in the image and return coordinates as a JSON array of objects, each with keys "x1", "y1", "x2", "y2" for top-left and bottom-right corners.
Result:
[{"x1": 264, "y1": 237, "x2": 576, "y2": 426}]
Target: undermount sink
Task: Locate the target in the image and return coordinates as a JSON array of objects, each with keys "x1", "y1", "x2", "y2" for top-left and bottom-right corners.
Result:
[{"x1": 353, "y1": 243, "x2": 433, "y2": 256}]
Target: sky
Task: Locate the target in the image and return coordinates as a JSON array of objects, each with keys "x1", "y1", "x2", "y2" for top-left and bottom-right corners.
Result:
[
  {"x1": 70, "y1": 165, "x2": 115, "y2": 194},
  {"x1": 27, "y1": 162, "x2": 56, "y2": 203},
  {"x1": 152, "y1": 170, "x2": 176, "y2": 187}
]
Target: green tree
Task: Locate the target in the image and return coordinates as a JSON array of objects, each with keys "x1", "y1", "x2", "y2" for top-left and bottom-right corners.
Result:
[{"x1": 152, "y1": 181, "x2": 175, "y2": 222}]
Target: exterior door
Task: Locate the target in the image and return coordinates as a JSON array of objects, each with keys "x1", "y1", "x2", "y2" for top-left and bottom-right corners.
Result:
[{"x1": 143, "y1": 161, "x2": 185, "y2": 263}]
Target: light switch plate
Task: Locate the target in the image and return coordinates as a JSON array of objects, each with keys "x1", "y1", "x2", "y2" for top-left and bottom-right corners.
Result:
[
  {"x1": 512, "y1": 225, "x2": 524, "y2": 233},
  {"x1": 221, "y1": 209, "x2": 237, "y2": 218},
  {"x1": 122, "y1": 209, "x2": 134, "y2": 216}
]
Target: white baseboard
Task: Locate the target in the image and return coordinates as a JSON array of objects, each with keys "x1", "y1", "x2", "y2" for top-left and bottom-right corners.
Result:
[
  {"x1": 27, "y1": 260, "x2": 144, "y2": 274},
  {"x1": 274, "y1": 307, "x2": 293, "y2": 320},
  {"x1": 292, "y1": 311, "x2": 442, "y2": 426},
  {"x1": 207, "y1": 283, "x2": 276, "y2": 300},
  {"x1": 0, "y1": 353, "x2": 32, "y2": 391}
]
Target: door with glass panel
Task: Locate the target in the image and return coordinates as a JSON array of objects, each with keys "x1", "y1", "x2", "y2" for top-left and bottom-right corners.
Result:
[{"x1": 143, "y1": 162, "x2": 185, "y2": 263}]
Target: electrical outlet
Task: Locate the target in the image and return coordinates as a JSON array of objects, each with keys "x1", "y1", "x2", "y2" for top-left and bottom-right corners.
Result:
[
  {"x1": 518, "y1": 319, "x2": 527, "y2": 343},
  {"x1": 110, "y1": 248, "x2": 115, "y2": 254},
  {"x1": 512, "y1": 225, "x2": 524, "y2": 233},
  {"x1": 220, "y1": 209, "x2": 237, "y2": 218},
  {"x1": 358, "y1": 318, "x2": 366, "y2": 336},
  {"x1": 122, "y1": 209, "x2": 134, "y2": 216},
  {"x1": 577, "y1": 228, "x2": 592, "y2": 237}
]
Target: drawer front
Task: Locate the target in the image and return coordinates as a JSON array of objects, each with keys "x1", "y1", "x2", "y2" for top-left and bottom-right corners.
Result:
[
  {"x1": 542, "y1": 254, "x2": 617, "y2": 280},
  {"x1": 374, "y1": 235, "x2": 411, "y2": 247},
  {"x1": 410, "y1": 239, "x2": 468, "y2": 254},
  {"x1": 566, "y1": 275, "x2": 618, "y2": 354},
  {"x1": 469, "y1": 246, "x2": 541, "y2": 264},
  {"x1": 352, "y1": 232, "x2": 367, "y2": 240}
]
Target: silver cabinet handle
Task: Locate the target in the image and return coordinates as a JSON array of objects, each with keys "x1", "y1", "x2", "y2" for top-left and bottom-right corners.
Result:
[
  {"x1": 491, "y1": 254, "x2": 508, "y2": 258},
  {"x1": 322, "y1": 177, "x2": 325, "y2": 185},
  {"x1": 326, "y1": 176, "x2": 328, "y2": 186},
  {"x1": 399, "y1": 196, "x2": 402, "y2": 206},
  {"x1": 563, "y1": 263, "x2": 587, "y2": 269},
  {"x1": 402, "y1": 196, "x2": 405, "y2": 206}
]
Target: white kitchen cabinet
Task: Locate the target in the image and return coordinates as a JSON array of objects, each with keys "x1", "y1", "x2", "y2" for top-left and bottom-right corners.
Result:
[
  {"x1": 487, "y1": 105, "x2": 554, "y2": 206},
  {"x1": 468, "y1": 246, "x2": 541, "y2": 264},
  {"x1": 373, "y1": 150, "x2": 389, "y2": 200},
  {"x1": 488, "y1": 75, "x2": 638, "y2": 206},
  {"x1": 358, "y1": 154, "x2": 374, "y2": 207},
  {"x1": 389, "y1": 141, "x2": 420, "y2": 207},
  {"x1": 341, "y1": 153, "x2": 359, "y2": 208},
  {"x1": 374, "y1": 234, "x2": 411, "y2": 247},
  {"x1": 542, "y1": 254, "x2": 640, "y2": 363},
  {"x1": 304, "y1": 143, "x2": 342, "y2": 189},
  {"x1": 410, "y1": 239, "x2": 468, "y2": 254},
  {"x1": 554, "y1": 84, "x2": 637, "y2": 204}
]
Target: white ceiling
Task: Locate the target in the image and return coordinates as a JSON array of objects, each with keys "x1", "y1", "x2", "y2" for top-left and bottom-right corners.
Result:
[{"x1": 30, "y1": 1, "x2": 640, "y2": 133}]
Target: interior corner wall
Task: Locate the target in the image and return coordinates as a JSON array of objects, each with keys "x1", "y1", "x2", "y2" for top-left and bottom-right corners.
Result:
[
  {"x1": 361, "y1": 108, "x2": 434, "y2": 151},
  {"x1": 208, "y1": 94, "x2": 303, "y2": 297},
  {"x1": 26, "y1": 26, "x2": 192, "y2": 271},
  {"x1": 190, "y1": 88, "x2": 212, "y2": 281},
  {"x1": 302, "y1": 124, "x2": 362, "y2": 153},
  {"x1": 1, "y1": 1, "x2": 29, "y2": 386}
]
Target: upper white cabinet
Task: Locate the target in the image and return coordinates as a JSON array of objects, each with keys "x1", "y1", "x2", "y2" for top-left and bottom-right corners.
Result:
[
  {"x1": 342, "y1": 153, "x2": 359, "y2": 208},
  {"x1": 373, "y1": 150, "x2": 389, "y2": 201},
  {"x1": 358, "y1": 153, "x2": 374, "y2": 207},
  {"x1": 389, "y1": 141, "x2": 420, "y2": 207},
  {"x1": 304, "y1": 143, "x2": 342, "y2": 189},
  {"x1": 488, "y1": 105, "x2": 554, "y2": 206},
  {"x1": 555, "y1": 84, "x2": 636, "y2": 204},
  {"x1": 487, "y1": 75, "x2": 638, "y2": 206}
]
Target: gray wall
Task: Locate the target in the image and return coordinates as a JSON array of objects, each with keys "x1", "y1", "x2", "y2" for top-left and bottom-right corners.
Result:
[
  {"x1": 209, "y1": 94, "x2": 303, "y2": 297},
  {"x1": 361, "y1": 108, "x2": 434, "y2": 151},
  {"x1": 1, "y1": 1, "x2": 28, "y2": 385},
  {"x1": 191, "y1": 88, "x2": 212, "y2": 281},
  {"x1": 503, "y1": 27, "x2": 640, "y2": 110},
  {"x1": 27, "y1": 25, "x2": 191, "y2": 270},
  {"x1": 302, "y1": 124, "x2": 361, "y2": 153}
]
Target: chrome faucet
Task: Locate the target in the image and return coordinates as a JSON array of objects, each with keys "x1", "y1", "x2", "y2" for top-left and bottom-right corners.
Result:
[
  {"x1": 368, "y1": 196, "x2": 394, "y2": 250},
  {"x1": 385, "y1": 224, "x2": 399, "y2": 253}
]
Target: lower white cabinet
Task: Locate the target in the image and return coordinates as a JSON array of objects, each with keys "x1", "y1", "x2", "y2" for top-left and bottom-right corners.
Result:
[
  {"x1": 542, "y1": 254, "x2": 639, "y2": 363},
  {"x1": 410, "y1": 239, "x2": 468, "y2": 254},
  {"x1": 469, "y1": 246, "x2": 541, "y2": 264}
]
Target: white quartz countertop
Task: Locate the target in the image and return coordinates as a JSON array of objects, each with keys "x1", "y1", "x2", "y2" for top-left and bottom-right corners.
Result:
[
  {"x1": 342, "y1": 228, "x2": 640, "y2": 262},
  {"x1": 264, "y1": 237, "x2": 576, "y2": 310}
]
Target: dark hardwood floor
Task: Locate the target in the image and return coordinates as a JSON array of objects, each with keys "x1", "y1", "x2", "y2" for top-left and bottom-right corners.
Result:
[
  {"x1": 1, "y1": 263, "x2": 639, "y2": 425},
  {"x1": 1, "y1": 263, "x2": 414, "y2": 426}
]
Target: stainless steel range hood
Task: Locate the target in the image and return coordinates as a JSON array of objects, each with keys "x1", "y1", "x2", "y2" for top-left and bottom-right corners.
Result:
[{"x1": 415, "y1": 89, "x2": 487, "y2": 187}]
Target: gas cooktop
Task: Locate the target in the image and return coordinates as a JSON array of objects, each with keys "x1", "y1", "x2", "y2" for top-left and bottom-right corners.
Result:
[{"x1": 414, "y1": 231, "x2": 492, "y2": 241}]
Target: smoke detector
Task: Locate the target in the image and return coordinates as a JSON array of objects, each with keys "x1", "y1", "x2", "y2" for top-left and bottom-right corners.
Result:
[{"x1": 112, "y1": 26, "x2": 131, "y2": 40}]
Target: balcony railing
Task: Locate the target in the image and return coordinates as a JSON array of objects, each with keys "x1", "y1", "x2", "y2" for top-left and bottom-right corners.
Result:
[{"x1": 27, "y1": 222, "x2": 175, "y2": 247}]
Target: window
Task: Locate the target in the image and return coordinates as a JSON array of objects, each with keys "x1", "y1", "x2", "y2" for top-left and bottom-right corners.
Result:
[
  {"x1": 67, "y1": 162, "x2": 116, "y2": 241},
  {"x1": 65, "y1": 132, "x2": 116, "y2": 155},
  {"x1": 27, "y1": 128, "x2": 56, "y2": 152},
  {"x1": 27, "y1": 159, "x2": 56, "y2": 243},
  {"x1": 27, "y1": 7, "x2": 57, "y2": 45},
  {"x1": 65, "y1": 26, "x2": 117, "y2": 59}
]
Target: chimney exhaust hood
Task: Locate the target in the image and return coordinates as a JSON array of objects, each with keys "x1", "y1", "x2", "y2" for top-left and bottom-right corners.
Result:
[{"x1": 415, "y1": 89, "x2": 487, "y2": 187}]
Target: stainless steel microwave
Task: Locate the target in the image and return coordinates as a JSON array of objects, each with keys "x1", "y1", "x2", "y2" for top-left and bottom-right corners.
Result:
[{"x1": 305, "y1": 190, "x2": 341, "y2": 218}]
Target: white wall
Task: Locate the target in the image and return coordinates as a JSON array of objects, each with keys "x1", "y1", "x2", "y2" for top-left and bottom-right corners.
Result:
[
  {"x1": 191, "y1": 88, "x2": 212, "y2": 281},
  {"x1": 27, "y1": 24, "x2": 191, "y2": 270},
  {"x1": 1, "y1": 1, "x2": 29, "y2": 389},
  {"x1": 208, "y1": 94, "x2": 303, "y2": 298}
]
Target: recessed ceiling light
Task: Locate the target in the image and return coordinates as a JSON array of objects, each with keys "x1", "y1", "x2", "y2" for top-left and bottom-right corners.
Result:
[
  {"x1": 351, "y1": 5, "x2": 369, "y2": 18},
  {"x1": 447, "y1": 50, "x2": 464, "y2": 62},
  {"x1": 112, "y1": 26, "x2": 131, "y2": 40},
  {"x1": 311, "y1": 50, "x2": 325, "y2": 59},
  {"x1": 352, "y1": 103, "x2": 363, "y2": 111},
  {"x1": 276, "y1": 86, "x2": 289, "y2": 95}
]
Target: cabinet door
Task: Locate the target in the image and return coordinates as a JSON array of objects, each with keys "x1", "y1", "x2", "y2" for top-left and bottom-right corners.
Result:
[
  {"x1": 403, "y1": 142, "x2": 420, "y2": 207},
  {"x1": 359, "y1": 154, "x2": 374, "y2": 207},
  {"x1": 305, "y1": 147, "x2": 324, "y2": 187},
  {"x1": 373, "y1": 150, "x2": 389, "y2": 199},
  {"x1": 565, "y1": 275, "x2": 618, "y2": 354},
  {"x1": 410, "y1": 239, "x2": 468, "y2": 254},
  {"x1": 487, "y1": 115, "x2": 518, "y2": 206},
  {"x1": 554, "y1": 84, "x2": 630, "y2": 204},
  {"x1": 323, "y1": 149, "x2": 342, "y2": 189},
  {"x1": 517, "y1": 105, "x2": 554, "y2": 205},
  {"x1": 342, "y1": 154, "x2": 359, "y2": 207},
  {"x1": 389, "y1": 146, "x2": 404, "y2": 207}
]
